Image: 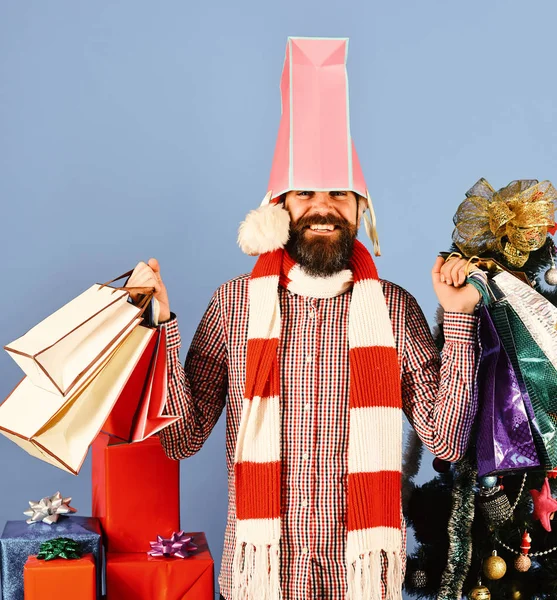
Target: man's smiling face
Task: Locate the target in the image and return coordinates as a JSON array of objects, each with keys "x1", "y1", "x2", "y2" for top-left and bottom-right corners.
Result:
[{"x1": 284, "y1": 190, "x2": 365, "y2": 277}]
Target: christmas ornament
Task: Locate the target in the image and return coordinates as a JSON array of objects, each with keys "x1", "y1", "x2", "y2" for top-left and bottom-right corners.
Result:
[
  {"x1": 23, "y1": 491, "x2": 77, "y2": 525},
  {"x1": 545, "y1": 244, "x2": 557, "y2": 285},
  {"x1": 520, "y1": 531, "x2": 531, "y2": 554},
  {"x1": 410, "y1": 569, "x2": 427, "y2": 588},
  {"x1": 521, "y1": 530, "x2": 531, "y2": 552},
  {"x1": 530, "y1": 477, "x2": 557, "y2": 532},
  {"x1": 478, "y1": 486, "x2": 513, "y2": 526},
  {"x1": 37, "y1": 538, "x2": 82, "y2": 561},
  {"x1": 514, "y1": 554, "x2": 531, "y2": 572},
  {"x1": 432, "y1": 457, "x2": 451, "y2": 473},
  {"x1": 479, "y1": 475, "x2": 498, "y2": 489},
  {"x1": 483, "y1": 550, "x2": 507, "y2": 580},
  {"x1": 544, "y1": 267, "x2": 557, "y2": 285},
  {"x1": 469, "y1": 582, "x2": 491, "y2": 600},
  {"x1": 148, "y1": 531, "x2": 197, "y2": 558},
  {"x1": 547, "y1": 468, "x2": 557, "y2": 479},
  {"x1": 513, "y1": 530, "x2": 532, "y2": 572}
]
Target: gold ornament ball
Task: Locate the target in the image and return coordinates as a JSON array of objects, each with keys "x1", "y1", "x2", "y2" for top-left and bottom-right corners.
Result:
[
  {"x1": 514, "y1": 554, "x2": 531, "y2": 572},
  {"x1": 483, "y1": 554, "x2": 507, "y2": 580},
  {"x1": 469, "y1": 585, "x2": 491, "y2": 600}
]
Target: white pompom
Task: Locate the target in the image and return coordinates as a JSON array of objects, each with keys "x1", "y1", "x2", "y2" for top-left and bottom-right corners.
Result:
[{"x1": 237, "y1": 203, "x2": 291, "y2": 256}]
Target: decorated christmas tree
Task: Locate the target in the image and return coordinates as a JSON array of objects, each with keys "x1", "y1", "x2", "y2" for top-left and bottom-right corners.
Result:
[{"x1": 405, "y1": 179, "x2": 557, "y2": 600}]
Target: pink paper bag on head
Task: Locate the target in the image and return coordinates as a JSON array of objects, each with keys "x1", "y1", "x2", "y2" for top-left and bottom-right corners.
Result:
[
  {"x1": 237, "y1": 36, "x2": 381, "y2": 258},
  {"x1": 267, "y1": 37, "x2": 367, "y2": 200}
]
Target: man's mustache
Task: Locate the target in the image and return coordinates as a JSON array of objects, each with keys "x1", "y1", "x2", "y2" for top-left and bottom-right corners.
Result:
[{"x1": 292, "y1": 214, "x2": 351, "y2": 230}]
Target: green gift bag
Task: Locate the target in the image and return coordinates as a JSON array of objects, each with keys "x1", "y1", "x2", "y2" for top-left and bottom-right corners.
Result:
[{"x1": 489, "y1": 292, "x2": 557, "y2": 468}]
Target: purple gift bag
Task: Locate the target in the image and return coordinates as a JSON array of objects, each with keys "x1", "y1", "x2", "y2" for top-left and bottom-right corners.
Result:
[{"x1": 476, "y1": 305, "x2": 540, "y2": 477}]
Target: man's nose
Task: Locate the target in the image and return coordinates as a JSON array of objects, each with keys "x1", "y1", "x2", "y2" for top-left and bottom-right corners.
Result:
[{"x1": 311, "y1": 192, "x2": 333, "y2": 212}]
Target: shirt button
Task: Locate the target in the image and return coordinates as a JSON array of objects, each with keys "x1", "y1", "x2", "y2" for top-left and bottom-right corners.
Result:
[
  {"x1": 306, "y1": 354, "x2": 312, "y2": 363},
  {"x1": 301, "y1": 499, "x2": 308, "y2": 508},
  {"x1": 304, "y1": 403, "x2": 310, "y2": 411},
  {"x1": 302, "y1": 547, "x2": 308, "y2": 555},
  {"x1": 302, "y1": 453, "x2": 309, "y2": 461}
]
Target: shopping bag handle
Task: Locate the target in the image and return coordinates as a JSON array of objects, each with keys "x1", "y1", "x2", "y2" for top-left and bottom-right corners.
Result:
[
  {"x1": 119, "y1": 288, "x2": 155, "y2": 319},
  {"x1": 100, "y1": 270, "x2": 134, "y2": 288},
  {"x1": 439, "y1": 253, "x2": 533, "y2": 287},
  {"x1": 135, "y1": 291, "x2": 155, "y2": 314},
  {"x1": 467, "y1": 257, "x2": 532, "y2": 286},
  {"x1": 98, "y1": 270, "x2": 155, "y2": 317},
  {"x1": 98, "y1": 270, "x2": 155, "y2": 296}
]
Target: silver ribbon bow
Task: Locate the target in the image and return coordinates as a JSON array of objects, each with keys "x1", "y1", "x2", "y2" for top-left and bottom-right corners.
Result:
[{"x1": 24, "y1": 491, "x2": 77, "y2": 525}]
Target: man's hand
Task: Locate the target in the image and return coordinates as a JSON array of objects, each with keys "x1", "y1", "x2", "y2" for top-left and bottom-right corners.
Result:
[
  {"x1": 431, "y1": 256, "x2": 480, "y2": 315},
  {"x1": 127, "y1": 258, "x2": 171, "y2": 323}
]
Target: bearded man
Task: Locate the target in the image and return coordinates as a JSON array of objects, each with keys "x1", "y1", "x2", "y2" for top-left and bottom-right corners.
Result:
[{"x1": 128, "y1": 38, "x2": 479, "y2": 600}]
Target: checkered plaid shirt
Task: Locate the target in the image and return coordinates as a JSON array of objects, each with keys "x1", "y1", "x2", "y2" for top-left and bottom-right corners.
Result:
[{"x1": 159, "y1": 275, "x2": 478, "y2": 600}]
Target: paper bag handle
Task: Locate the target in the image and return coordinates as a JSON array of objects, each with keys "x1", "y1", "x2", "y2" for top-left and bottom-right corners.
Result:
[
  {"x1": 135, "y1": 291, "x2": 155, "y2": 313},
  {"x1": 99, "y1": 270, "x2": 134, "y2": 288},
  {"x1": 98, "y1": 270, "x2": 155, "y2": 317},
  {"x1": 99, "y1": 270, "x2": 156, "y2": 296}
]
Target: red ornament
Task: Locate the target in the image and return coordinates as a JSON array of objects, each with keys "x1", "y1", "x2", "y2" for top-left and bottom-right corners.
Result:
[
  {"x1": 547, "y1": 468, "x2": 557, "y2": 479},
  {"x1": 520, "y1": 530, "x2": 531, "y2": 554},
  {"x1": 530, "y1": 478, "x2": 557, "y2": 532},
  {"x1": 549, "y1": 222, "x2": 557, "y2": 236}
]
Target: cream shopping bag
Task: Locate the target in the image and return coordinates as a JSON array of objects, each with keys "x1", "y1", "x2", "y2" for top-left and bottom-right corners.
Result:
[
  {"x1": 0, "y1": 324, "x2": 155, "y2": 474},
  {"x1": 4, "y1": 271, "x2": 152, "y2": 396}
]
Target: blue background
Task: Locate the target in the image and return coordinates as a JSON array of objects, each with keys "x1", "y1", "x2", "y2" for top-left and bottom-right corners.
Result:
[{"x1": 2, "y1": 1, "x2": 557, "y2": 598}]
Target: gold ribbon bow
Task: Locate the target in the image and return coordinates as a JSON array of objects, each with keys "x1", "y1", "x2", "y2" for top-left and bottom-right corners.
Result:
[{"x1": 452, "y1": 178, "x2": 557, "y2": 267}]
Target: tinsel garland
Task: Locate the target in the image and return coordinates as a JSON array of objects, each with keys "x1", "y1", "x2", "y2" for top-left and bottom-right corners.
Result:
[{"x1": 437, "y1": 453, "x2": 477, "y2": 599}]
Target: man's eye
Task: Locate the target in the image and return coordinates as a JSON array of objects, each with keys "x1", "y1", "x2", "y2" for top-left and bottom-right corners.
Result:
[
  {"x1": 297, "y1": 191, "x2": 312, "y2": 197},
  {"x1": 331, "y1": 191, "x2": 348, "y2": 197}
]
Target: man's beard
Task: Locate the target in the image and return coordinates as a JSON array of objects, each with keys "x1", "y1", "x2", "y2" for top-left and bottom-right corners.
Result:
[{"x1": 285, "y1": 214, "x2": 357, "y2": 277}]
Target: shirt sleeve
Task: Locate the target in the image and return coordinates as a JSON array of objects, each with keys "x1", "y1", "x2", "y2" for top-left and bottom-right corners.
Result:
[
  {"x1": 158, "y1": 292, "x2": 228, "y2": 460},
  {"x1": 401, "y1": 295, "x2": 478, "y2": 462}
]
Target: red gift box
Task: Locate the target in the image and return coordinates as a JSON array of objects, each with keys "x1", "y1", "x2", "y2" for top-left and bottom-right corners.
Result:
[
  {"x1": 92, "y1": 432, "x2": 180, "y2": 552},
  {"x1": 106, "y1": 532, "x2": 214, "y2": 600},
  {"x1": 24, "y1": 553, "x2": 96, "y2": 600}
]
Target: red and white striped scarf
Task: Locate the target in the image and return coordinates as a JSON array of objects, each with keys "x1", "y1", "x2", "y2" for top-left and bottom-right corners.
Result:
[{"x1": 233, "y1": 240, "x2": 402, "y2": 600}]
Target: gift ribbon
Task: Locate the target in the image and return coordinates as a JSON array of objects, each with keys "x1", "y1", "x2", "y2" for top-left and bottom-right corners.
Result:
[
  {"x1": 453, "y1": 178, "x2": 557, "y2": 267},
  {"x1": 37, "y1": 538, "x2": 82, "y2": 561},
  {"x1": 148, "y1": 531, "x2": 197, "y2": 558},
  {"x1": 24, "y1": 491, "x2": 77, "y2": 525}
]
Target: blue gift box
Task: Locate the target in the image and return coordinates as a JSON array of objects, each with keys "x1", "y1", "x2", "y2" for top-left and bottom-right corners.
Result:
[{"x1": 0, "y1": 516, "x2": 103, "y2": 600}]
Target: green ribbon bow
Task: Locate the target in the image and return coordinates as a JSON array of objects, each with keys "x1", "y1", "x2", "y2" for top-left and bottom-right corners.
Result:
[{"x1": 37, "y1": 537, "x2": 83, "y2": 561}]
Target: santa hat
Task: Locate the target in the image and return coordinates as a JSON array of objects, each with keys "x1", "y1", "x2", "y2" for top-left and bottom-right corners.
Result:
[{"x1": 238, "y1": 37, "x2": 380, "y2": 257}]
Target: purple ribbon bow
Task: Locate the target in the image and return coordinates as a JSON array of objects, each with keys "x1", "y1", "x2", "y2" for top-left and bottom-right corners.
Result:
[{"x1": 148, "y1": 531, "x2": 197, "y2": 559}]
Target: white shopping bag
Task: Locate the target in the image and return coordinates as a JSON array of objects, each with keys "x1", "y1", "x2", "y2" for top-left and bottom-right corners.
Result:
[
  {"x1": 4, "y1": 271, "x2": 153, "y2": 396},
  {"x1": 0, "y1": 324, "x2": 155, "y2": 474}
]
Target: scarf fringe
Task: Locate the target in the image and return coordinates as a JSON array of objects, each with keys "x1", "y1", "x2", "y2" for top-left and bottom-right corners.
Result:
[
  {"x1": 232, "y1": 540, "x2": 282, "y2": 600},
  {"x1": 347, "y1": 551, "x2": 402, "y2": 600}
]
